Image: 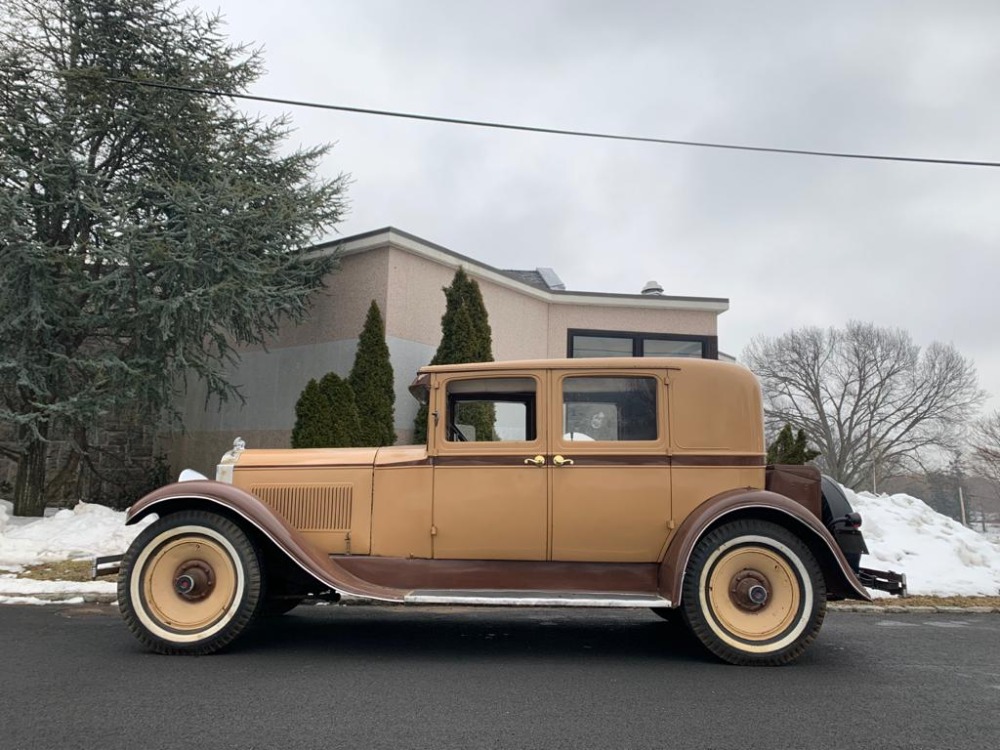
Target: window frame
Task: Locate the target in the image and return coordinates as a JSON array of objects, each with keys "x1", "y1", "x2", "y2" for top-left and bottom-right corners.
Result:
[
  {"x1": 567, "y1": 328, "x2": 718, "y2": 360},
  {"x1": 432, "y1": 373, "x2": 546, "y2": 455}
]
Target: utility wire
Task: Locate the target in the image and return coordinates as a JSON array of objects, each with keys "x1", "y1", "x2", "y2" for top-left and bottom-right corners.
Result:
[{"x1": 105, "y1": 76, "x2": 1000, "y2": 169}]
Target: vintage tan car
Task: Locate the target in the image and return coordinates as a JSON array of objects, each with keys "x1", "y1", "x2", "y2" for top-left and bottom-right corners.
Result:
[{"x1": 112, "y1": 357, "x2": 901, "y2": 665}]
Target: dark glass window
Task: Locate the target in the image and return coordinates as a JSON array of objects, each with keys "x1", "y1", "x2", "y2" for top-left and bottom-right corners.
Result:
[
  {"x1": 444, "y1": 377, "x2": 537, "y2": 443},
  {"x1": 561, "y1": 376, "x2": 658, "y2": 442},
  {"x1": 642, "y1": 338, "x2": 703, "y2": 358},
  {"x1": 570, "y1": 335, "x2": 634, "y2": 358},
  {"x1": 568, "y1": 329, "x2": 716, "y2": 360}
]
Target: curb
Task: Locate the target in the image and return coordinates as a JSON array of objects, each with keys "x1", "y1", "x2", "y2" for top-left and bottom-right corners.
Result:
[{"x1": 828, "y1": 602, "x2": 1000, "y2": 614}]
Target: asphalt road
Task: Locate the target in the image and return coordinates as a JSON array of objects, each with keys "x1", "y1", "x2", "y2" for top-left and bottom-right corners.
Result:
[{"x1": 1, "y1": 604, "x2": 998, "y2": 750}]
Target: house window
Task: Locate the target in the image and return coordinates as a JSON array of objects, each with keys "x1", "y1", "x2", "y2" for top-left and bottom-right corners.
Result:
[{"x1": 568, "y1": 329, "x2": 716, "y2": 360}]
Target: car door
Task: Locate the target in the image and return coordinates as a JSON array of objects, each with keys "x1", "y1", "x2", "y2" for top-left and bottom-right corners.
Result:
[
  {"x1": 430, "y1": 371, "x2": 549, "y2": 560},
  {"x1": 548, "y1": 369, "x2": 672, "y2": 562}
]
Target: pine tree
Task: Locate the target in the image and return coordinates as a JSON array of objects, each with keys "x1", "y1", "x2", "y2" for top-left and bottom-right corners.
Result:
[
  {"x1": 412, "y1": 268, "x2": 494, "y2": 443},
  {"x1": 348, "y1": 301, "x2": 396, "y2": 446},
  {"x1": 291, "y1": 379, "x2": 334, "y2": 449},
  {"x1": 319, "y1": 373, "x2": 362, "y2": 448},
  {"x1": 290, "y1": 374, "x2": 361, "y2": 448},
  {"x1": 767, "y1": 424, "x2": 821, "y2": 465},
  {"x1": 0, "y1": 0, "x2": 348, "y2": 514}
]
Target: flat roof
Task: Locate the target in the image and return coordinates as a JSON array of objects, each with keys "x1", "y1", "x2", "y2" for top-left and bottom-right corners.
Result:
[{"x1": 311, "y1": 227, "x2": 729, "y2": 313}]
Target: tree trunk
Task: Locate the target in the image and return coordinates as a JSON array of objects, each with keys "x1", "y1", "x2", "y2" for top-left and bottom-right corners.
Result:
[{"x1": 12, "y1": 434, "x2": 49, "y2": 517}]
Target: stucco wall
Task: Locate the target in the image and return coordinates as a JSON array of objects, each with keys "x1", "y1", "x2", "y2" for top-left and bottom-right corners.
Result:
[{"x1": 160, "y1": 230, "x2": 726, "y2": 476}]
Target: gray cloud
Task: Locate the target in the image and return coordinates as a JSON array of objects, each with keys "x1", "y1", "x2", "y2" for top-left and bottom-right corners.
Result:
[{"x1": 204, "y1": 0, "x2": 1000, "y2": 407}]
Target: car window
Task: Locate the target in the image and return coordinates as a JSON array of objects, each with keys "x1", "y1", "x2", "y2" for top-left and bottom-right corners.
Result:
[
  {"x1": 445, "y1": 377, "x2": 537, "y2": 443},
  {"x1": 562, "y1": 376, "x2": 658, "y2": 441}
]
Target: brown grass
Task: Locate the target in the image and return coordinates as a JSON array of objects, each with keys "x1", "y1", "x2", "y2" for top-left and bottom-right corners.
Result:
[
  {"x1": 887, "y1": 595, "x2": 1000, "y2": 608},
  {"x1": 18, "y1": 559, "x2": 116, "y2": 582}
]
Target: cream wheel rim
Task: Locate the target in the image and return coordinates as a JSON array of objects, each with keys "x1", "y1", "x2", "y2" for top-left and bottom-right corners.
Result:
[{"x1": 130, "y1": 525, "x2": 246, "y2": 643}]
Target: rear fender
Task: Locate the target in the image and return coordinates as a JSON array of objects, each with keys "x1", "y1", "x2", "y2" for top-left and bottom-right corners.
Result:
[
  {"x1": 658, "y1": 488, "x2": 871, "y2": 605},
  {"x1": 126, "y1": 480, "x2": 405, "y2": 601}
]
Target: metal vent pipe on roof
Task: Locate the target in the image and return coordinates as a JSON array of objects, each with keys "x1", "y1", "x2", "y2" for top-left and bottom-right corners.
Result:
[{"x1": 641, "y1": 280, "x2": 664, "y2": 295}]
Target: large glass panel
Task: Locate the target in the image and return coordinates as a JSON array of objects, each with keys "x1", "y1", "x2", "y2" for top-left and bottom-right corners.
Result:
[
  {"x1": 642, "y1": 338, "x2": 703, "y2": 358},
  {"x1": 445, "y1": 377, "x2": 536, "y2": 442},
  {"x1": 571, "y1": 335, "x2": 633, "y2": 358},
  {"x1": 562, "y1": 376, "x2": 658, "y2": 441}
]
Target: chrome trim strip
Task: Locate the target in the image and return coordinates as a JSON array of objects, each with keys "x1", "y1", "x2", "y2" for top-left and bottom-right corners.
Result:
[{"x1": 404, "y1": 591, "x2": 673, "y2": 608}]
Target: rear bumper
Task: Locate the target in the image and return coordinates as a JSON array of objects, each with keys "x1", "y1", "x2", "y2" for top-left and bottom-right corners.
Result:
[
  {"x1": 858, "y1": 566, "x2": 907, "y2": 596},
  {"x1": 91, "y1": 555, "x2": 122, "y2": 579}
]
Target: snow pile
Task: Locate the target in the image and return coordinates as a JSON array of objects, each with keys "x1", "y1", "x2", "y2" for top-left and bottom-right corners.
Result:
[
  {"x1": 0, "y1": 499, "x2": 150, "y2": 570},
  {"x1": 845, "y1": 488, "x2": 1000, "y2": 597}
]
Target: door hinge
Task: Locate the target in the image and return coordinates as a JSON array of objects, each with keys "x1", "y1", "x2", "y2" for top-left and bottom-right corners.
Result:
[
  {"x1": 345, "y1": 531, "x2": 352, "y2": 555},
  {"x1": 430, "y1": 525, "x2": 438, "y2": 537}
]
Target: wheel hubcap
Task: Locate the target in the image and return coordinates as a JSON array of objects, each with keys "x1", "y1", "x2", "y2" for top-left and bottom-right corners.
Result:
[
  {"x1": 707, "y1": 545, "x2": 801, "y2": 642},
  {"x1": 173, "y1": 560, "x2": 215, "y2": 600},
  {"x1": 729, "y1": 569, "x2": 770, "y2": 611},
  {"x1": 142, "y1": 536, "x2": 237, "y2": 632}
]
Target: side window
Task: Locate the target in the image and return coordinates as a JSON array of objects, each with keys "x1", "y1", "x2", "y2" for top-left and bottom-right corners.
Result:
[
  {"x1": 562, "y1": 376, "x2": 658, "y2": 442},
  {"x1": 445, "y1": 377, "x2": 537, "y2": 443}
]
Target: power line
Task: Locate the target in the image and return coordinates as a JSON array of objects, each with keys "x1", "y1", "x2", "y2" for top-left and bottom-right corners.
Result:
[{"x1": 104, "y1": 75, "x2": 1000, "y2": 169}]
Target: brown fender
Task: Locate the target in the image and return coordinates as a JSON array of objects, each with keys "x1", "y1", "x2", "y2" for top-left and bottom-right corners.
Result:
[
  {"x1": 125, "y1": 480, "x2": 408, "y2": 602},
  {"x1": 658, "y1": 488, "x2": 871, "y2": 605}
]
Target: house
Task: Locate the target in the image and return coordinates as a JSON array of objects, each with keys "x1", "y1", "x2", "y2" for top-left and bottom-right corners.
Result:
[{"x1": 162, "y1": 227, "x2": 729, "y2": 476}]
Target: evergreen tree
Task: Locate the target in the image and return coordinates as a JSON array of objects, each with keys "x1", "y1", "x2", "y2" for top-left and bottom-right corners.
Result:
[
  {"x1": 318, "y1": 373, "x2": 362, "y2": 448},
  {"x1": 413, "y1": 268, "x2": 494, "y2": 443},
  {"x1": 290, "y1": 374, "x2": 361, "y2": 448},
  {"x1": 767, "y1": 424, "x2": 821, "y2": 465},
  {"x1": 349, "y1": 301, "x2": 396, "y2": 446},
  {"x1": 291, "y1": 379, "x2": 334, "y2": 449},
  {"x1": 0, "y1": 0, "x2": 347, "y2": 514}
]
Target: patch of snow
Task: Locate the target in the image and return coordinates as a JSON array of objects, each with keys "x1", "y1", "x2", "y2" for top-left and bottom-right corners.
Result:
[
  {"x1": 0, "y1": 500, "x2": 152, "y2": 568},
  {"x1": 845, "y1": 488, "x2": 1000, "y2": 597},
  {"x1": 0, "y1": 577, "x2": 116, "y2": 597},
  {"x1": 0, "y1": 595, "x2": 86, "y2": 606}
]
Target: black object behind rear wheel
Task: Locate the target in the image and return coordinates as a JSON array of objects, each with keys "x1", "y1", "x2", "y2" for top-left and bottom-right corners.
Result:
[
  {"x1": 118, "y1": 510, "x2": 263, "y2": 655},
  {"x1": 681, "y1": 519, "x2": 826, "y2": 666}
]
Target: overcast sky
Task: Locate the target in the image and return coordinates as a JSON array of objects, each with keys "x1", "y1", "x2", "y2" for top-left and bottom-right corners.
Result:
[{"x1": 202, "y1": 0, "x2": 1000, "y2": 412}]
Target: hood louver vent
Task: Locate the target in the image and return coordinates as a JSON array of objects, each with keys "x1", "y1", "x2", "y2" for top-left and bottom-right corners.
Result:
[{"x1": 251, "y1": 484, "x2": 353, "y2": 531}]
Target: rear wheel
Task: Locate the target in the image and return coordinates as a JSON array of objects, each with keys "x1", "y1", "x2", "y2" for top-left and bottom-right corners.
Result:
[
  {"x1": 681, "y1": 519, "x2": 826, "y2": 666},
  {"x1": 118, "y1": 510, "x2": 264, "y2": 654}
]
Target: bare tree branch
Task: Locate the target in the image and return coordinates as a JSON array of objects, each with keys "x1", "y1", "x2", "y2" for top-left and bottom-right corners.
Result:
[{"x1": 744, "y1": 322, "x2": 985, "y2": 490}]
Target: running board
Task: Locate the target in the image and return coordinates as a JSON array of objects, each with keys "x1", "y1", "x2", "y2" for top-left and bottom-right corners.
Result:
[{"x1": 403, "y1": 590, "x2": 673, "y2": 608}]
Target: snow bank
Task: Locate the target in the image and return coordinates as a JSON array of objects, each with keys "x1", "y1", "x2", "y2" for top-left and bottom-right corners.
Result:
[
  {"x1": 0, "y1": 574, "x2": 116, "y2": 600},
  {"x1": 845, "y1": 488, "x2": 1000, "y2": 597},
  {"x1": 0, "y1": 499, "x2": 151, "y2": 569}
]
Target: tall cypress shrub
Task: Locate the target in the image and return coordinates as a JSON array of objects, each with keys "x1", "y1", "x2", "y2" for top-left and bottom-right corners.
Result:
[
  {"x1": 413, "y1": 268, "x2": 494, "y2": 443},
  {"x1": 291, "y1": 379, "x2": 334, "y2": 448},
  {"x1": 291, "y1": 373, "x2": 361, "y2": 448},
  {"x1": 319, "y1": 373, "x2": 362, "y2": 447},
  {"x1": 349, "y1": 301, "x2": 396, "y2": 446}
]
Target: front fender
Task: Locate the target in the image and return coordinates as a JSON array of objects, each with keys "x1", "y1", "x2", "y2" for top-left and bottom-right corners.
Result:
[
  {"x1": 126, "y1": 480, "x2": 407, "y2": 602},
  {"x1": 658, "y1": 488, "x2": 871, "y2": 604}
]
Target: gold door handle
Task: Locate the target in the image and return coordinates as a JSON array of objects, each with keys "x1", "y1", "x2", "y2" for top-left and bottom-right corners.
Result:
[
  {"x1": 553, "y1": 455, "x2": 574, "y2": 466},
  {"x1": 523, "y1": 455, "x2": 546, "y2": 466}
]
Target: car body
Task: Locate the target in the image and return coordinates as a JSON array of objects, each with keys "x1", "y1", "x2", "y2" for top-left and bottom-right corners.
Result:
[{"x1": 116, "y1": 357, "x2": 885, "y2": 665}]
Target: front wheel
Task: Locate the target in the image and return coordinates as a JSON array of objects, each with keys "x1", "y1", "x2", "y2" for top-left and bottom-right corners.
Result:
[
  {"x1": 680, "y1": 519, "x2": 826, "y2": 666},
  {"x1": 118, "y1": 510, "x2": 264, "y2": 655}
]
